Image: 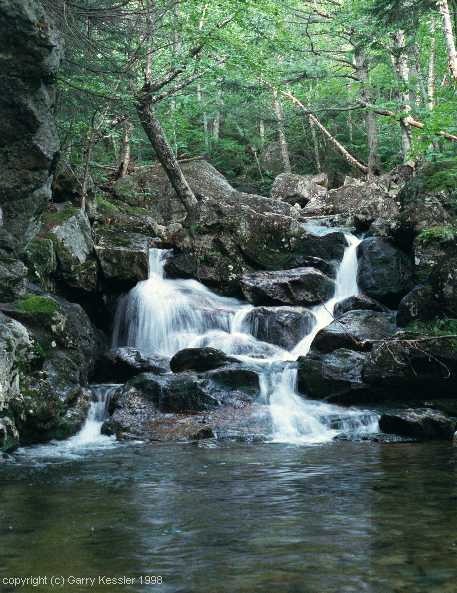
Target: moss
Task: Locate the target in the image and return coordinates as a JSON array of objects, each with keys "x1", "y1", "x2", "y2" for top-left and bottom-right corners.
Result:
[
  {"x1": 15, "y1": 295, "x2": 59, "y2": 316},
  {"x1": 95, "y1": 195, "x2": 120, "y2": 215},
  {"x1": 416, "y1": 225, "x2": 457, "y2": 245},
  {"x1": 42, "y1": 204, "x2": 79, "y2": 228}
]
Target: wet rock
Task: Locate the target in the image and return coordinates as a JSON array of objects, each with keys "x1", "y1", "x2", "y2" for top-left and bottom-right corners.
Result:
[
  {"x1": 297, "y1": 349, "x2": 369, "y2": 403},
  {"x1": 397, "y1": 285, "x2": 440, "y2": 327},
  {"x1": 107, "y1": 364, "x2": 260, "y2": 428},
  {"x1": 24, "y1": 237, "x2": 57, "y2": 291},
  {"x1": 49, "y1": 209, "x2": 98, "y2": 291},
  {"x1": 0, "y1": 292, "x2": 103, "y2": 445},
  {"x1": 270, "y1": 173, "x2": 327, "y2": 207},
  {"x1": 357, "y1": 238, "x2": 414, "y2": 307},
  {"x1": 96, "y1": 347, "x2": 170, "y2": 382},
  {"x1": 170, "y1": 347, "x2": 237, "y2": 373},
  {"x1": 123, "y1": 373, "x2": 221, "y2": 414},
  {"x1": 94, "y1": 227, "x2": 150, "y2": 287},
  {"x1": 205, "y1": 366, "x2": 260, "y2": 396},
  {"x1": 242, "y1": 306, "x2": 315, "y2": 351},
  {"x1": 334, "y1": 295, "x2": 388, "y2": 318},
  {"x1": 312, "y1": 310, "x2": 396, "y2": 353},
  {"x1": 241, "y1": 267, "x2": 335, "y2": 306},
  {"x1": 0, "y1": 417, "x2": 19, "y2": 452},
  {"x1": 379, "y1": 409, "x2": 456, "y2": 440}
]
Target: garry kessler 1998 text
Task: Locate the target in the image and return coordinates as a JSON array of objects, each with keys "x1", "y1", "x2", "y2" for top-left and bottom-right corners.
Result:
[{"x1": 2, "y1": 575, "x2": 163, "y2": 587}]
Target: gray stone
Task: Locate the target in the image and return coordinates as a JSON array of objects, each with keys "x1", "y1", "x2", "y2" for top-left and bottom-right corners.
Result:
[
  {"x1": 242, "y1": 306, "x2": 315, "y2": 351},
  {"x1": 380, "y1": 409, "x2": 456, "y2": 440},
  {"x1": 298, "y1": 349, "x2": 369, "y2": 402},
  {"x1": 241, "y1": 267, "x2": 335, "y2": 306},
  {"x1": 357, "y1": 238, "x2": 414, "y2": 307},
  {"x1": 312, "y1": 310, "x2": 397, "y2": 353}
]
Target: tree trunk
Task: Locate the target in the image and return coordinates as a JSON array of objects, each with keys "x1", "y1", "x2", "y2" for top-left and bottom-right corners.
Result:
[
  {"x1": 428, "y1": 20, "x2": 437, "y2": 109},
  {"x1": 392, "y1": 30, "x2": 412, "y2": 162},
  {"x1": 281, "y1": 90, "x2": 368, "y2": 174},
  {"x1": 118, "y1": 119, "x2": 133, "y2": 178},
  {"x1": 273, "y1": 90, "x2": 292, "y2": 174},
  {"x1": 437, "y1": 0, "x2": 457, "y2": 80},
  {"x1": 259, "y1": 119, "x2": 265, "y2": 147},
  {"x1": 197, "y1": 83, "x2": 210, "y2": 152},
  {"x1": 355, "y1": 48, "x2": 379, "y2": 176},
  {"x1": 136, "y1": 87, "x2": 198, "y2": 218},
  {"x1": 309, "y1": 115, "x2": 322, "y2": 173},
  {"x1": 212, "y1": 87, "x2": 223, "y2": 141}
]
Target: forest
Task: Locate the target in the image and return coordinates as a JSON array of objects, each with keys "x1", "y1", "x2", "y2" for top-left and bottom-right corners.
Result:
[
  {"x1": 1, "y1": 1, "x2": 457, "y2": 592},
  {"x1": 47, "y1": 0, "x2": 457, "y2": 195}
]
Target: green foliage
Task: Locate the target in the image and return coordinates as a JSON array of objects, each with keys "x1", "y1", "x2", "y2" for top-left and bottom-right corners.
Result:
[
  {"x1": 417, "y1": 225, "x2": 457, "y2": 245},
  {"x1": 422, "y1": 159, "x2": 457, "y2": 193},
  {"x1": 407, "y1": 318, "x2": 457, "y2": 346},
  {"x1": 52, "y1": 0, "x2": 457, "y2": 191}
]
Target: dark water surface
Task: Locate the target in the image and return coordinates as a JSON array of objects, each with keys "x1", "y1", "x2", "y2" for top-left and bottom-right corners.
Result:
[{"x1": 1, "y1": 441, "x2": 457, "y2": 593}]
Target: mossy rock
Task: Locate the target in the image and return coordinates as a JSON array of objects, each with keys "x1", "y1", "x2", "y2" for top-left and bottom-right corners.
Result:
[
  {"x1": 24, "y1": 237, "x2": 57, "y2": 289},
  {"x1": 41, "y1": 204, "x2": 79, "y2": 229},
  {"x1": 15, "y1": 295, "x2": 59, "y2": 317}
]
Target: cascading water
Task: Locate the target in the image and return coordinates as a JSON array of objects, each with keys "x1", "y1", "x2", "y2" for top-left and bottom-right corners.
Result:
[
  {"x1": 18, "y1": 385, "x2": 118, "y2": 459},
  {"x1": 114, "y1": 228, "x2": 379, "y2": 445}
]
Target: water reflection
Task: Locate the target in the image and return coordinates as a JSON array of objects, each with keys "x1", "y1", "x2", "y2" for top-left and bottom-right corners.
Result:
[{"x1": 1, "y1": 442, "x2": 456, "y2": 593}]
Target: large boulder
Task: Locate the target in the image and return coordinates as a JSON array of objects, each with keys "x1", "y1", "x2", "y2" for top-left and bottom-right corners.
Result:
[
  {"x1": 241, "y1": 267, "x2": 335, "y2": 307},
  {"x1": 397, "y1": 285, "x2": 440, "y2": 327},
  {"x1": 357, "y1": 238, "x2": 414, "y2": 307},
  {"x1": 49, "y1": 208, "x2": 98, "y2": 291},
  {"x1": 112, "y1": 161, "x2": 347, "y2": 295},
  {"x1": 103, "y1": 366, "x2": 262, "y2": 442},
  {"x1": 297, "y1": 348, "x2": 369, "y2": 403},
  {"x1": 170, "y1": 347, "x2": 237, "y2": 373},
  {"x1": 0, "y1": 311, "x2": 36, "y2": 451},
  {"x1": 113, "y1": 160, "x2": 294, "y2": 225},
  {"x1": 241, "y1": 306, "x2": 315, "y2": 351},
  {"x1": 303, "y1": 177, "x2": 401, "y2": 229},
  {"x1": 0, "y1": 0, "x2": 63, "y2": 245},
  {"x1": 363, "y1": 337, "x2": 457, "y2": 399},
  {"x1": 312, "y1": 310, "x2": 396, "y2": 353},
  {"x1": 0, "y1": 292, "x2": 103, "y2": 445},
  {"x1": 270, "y1": 173, "x2": 327, "y2": 207},
  {"x1": 94, "y1": 227, "x2": 150, "y2": 287},
  {"x1": 379, "y1": 409, "x2": 456, "y2": 440}
]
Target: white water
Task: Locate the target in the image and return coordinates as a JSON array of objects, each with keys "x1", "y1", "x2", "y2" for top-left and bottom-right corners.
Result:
[
  {"x1": 18, "y1": 385, "x2": 118, "y2": 460},
  {"x1": 113, "y1": 227, "x2": 379, "y2": 445}
]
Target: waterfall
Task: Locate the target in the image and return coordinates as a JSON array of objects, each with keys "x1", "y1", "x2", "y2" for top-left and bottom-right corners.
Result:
[
  {"x1": 114, "y1": 229, "x2": 379, "y2": 445},
  {"x1": 18, "y1": 385, "x2": 118, "y2": 459}
]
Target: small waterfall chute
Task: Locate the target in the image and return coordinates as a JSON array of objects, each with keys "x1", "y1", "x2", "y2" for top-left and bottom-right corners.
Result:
[{"x1": 18, "y1": 385, "x2": 118, "y2": 459}]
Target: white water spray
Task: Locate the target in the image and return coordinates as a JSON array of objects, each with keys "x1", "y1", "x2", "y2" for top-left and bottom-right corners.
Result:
[{"x1": 113, "y1": 228, "x2": 379, "y2": 445}]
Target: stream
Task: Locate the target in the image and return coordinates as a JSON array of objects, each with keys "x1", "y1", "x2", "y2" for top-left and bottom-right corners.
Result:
[{"x1": 2, "y1": 225, "x2": 456, "y2": 592}]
